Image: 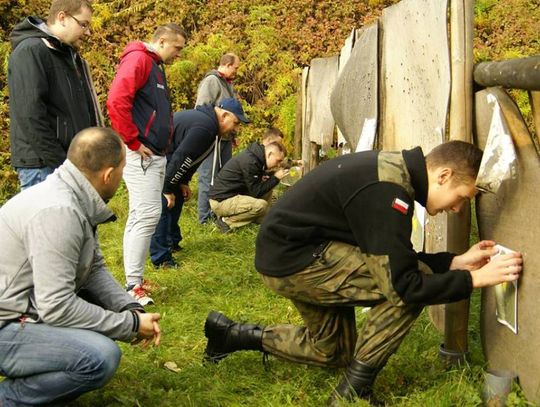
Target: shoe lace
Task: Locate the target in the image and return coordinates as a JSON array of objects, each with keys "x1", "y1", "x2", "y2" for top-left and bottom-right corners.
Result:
[
  {"x1": 141, "y1": 279, "x2": 155, "y2": 291},
  {"x1": 132, "y1": 285, "x2": 148, "y2": 299},
  {"x1": 262, "y1": 351, "x2": 270, "y2": 371}
]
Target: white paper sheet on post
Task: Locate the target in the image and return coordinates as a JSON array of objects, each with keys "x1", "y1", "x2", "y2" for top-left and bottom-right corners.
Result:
[
  {"x1": 492, "y1": 244, "x2": 518, "y2": 334},
  {"x1": 411, "y1": 202, "x2": 426, "y2": 252},
  {"x1": 476, "y1": 96, "x2": 518, "y2": 194},
  {"x1": 355, "y1": 118, "x2": 377, "y2": 152}
]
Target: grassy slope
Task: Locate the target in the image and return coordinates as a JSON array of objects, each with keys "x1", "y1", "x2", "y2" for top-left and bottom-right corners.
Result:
[{"x1": 71, "y1": 183, "x2": 531, "y2": 407}]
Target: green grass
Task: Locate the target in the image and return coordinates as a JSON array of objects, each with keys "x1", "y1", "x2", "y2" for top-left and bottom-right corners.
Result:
[{"x1": 70, "y1": 183, "x2": 530, "y2": 406}]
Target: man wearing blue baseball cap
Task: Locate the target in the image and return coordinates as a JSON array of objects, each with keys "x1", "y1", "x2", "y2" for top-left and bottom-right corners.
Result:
[{"x1": 149, "y1": 98, "x2": 249, "y2": 269}]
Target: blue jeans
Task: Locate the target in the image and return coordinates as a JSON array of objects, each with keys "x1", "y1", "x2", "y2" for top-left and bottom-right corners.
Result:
[
  {"x1": 0, "y1": 322, "x2": 121, "y2": 406},
  {"x1": 150, "y1": 191, "x2": 184, "y2": 265},
  {"x1": 15, "y1": 167, "x2": 54, "y2": 190},
  {"x1": 197, "y1": 140, "x2": 233, "y2": 223}
]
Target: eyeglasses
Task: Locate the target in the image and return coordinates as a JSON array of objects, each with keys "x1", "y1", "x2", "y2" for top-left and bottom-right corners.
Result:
[
  {"x1": 140, "y1": 156, "x2": 153, "y2": 175},
  {"x1": 67, "y1": 13, "x2": 91, "y2": 31}
]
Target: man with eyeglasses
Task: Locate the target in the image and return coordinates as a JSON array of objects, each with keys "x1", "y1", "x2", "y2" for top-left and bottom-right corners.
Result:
[
  {"x1": 107, "y1": 23, "x2": 187, "y2": 306},
  {"x1": 8, "y1": 0, "x2": 102, "y2": 190}
]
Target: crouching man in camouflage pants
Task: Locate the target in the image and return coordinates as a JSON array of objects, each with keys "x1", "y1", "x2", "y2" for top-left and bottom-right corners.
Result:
[{"x1": 203, "y1": 141, "x2": 523, "y2": 404}]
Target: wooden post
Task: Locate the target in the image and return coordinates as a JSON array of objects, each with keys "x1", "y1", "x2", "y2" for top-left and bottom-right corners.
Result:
[
  {"x1": 439, "y1": 0, "x2": 474, "y2": 366},
  {"x1": 294, "y1": 72, "x2": 303, "y2": 160},
  {"x1": 529, "y1": 91, "x2": 540, "y2": 149},
  {"x1": 309, "y1": 142, "x2": 320, "y2": 172},
  {"x1": 474, "y1": 56, "x2": 540, "y2": 90}
]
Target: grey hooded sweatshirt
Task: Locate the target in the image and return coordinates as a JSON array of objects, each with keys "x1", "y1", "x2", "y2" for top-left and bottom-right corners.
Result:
[{"x1": 0, "y1": 160, "x2": 140, "y2": 341}]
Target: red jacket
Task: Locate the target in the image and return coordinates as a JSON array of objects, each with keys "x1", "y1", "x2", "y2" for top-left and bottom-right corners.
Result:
[{"x1": 107, "y1": 41, "x2": 173, "y2": 154}]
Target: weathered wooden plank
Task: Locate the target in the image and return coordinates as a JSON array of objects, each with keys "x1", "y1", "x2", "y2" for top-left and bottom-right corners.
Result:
[
  {"x1": 476, "y1": 87, "x2": 540, "y2": 404},
  {"x1": 305, "y1": 56, "x2": 338, "y2": 151},
  {"x1": 474, "y1": 57, "x2": 540, "y2": 90},
  {"x1": 336, "y1": 29, "x2": 356, "y2": 150},
  {"x1": 301, "y1": 67, "x2": 311, "y2": 171},
  {"x1": 529, "y1": 91, "x2": 540, "y2": 148},
  {"x1": 330, "y1": 23, "x2": 378, "y2": 152},
  {"x1": 294, "y1": 72, "x2": 303, "y2": 160},
  {"x1": 380, "y1": 0, "x2": 450, "y2": 151}
]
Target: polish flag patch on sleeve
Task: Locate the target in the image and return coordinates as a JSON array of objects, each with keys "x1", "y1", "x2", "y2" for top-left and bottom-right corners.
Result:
[{"x1": 392, "y1": 198, "x2": 409, "y2": 215}]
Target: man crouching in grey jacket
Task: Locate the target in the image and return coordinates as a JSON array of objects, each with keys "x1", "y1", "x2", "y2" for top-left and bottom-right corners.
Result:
[{"x1": 0, "y1": 127, "x2": 161, "y2": 406}]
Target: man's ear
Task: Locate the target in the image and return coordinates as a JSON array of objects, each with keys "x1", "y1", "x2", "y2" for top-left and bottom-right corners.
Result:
[
  {"x1": 102, "y1": 167, "x2": 114, "y2": 185},
  {"x1": 438, "y1": 167, "x2": 453, "y2": 185},
  {"x1": 57, "y1": 10, "x2": 67, "y2": 26}
]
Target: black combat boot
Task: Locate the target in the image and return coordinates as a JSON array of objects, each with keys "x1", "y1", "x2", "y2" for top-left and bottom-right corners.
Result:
[
  {"x1": 204, "y1": 311, "x2": 264, "y2": 363},
  {"x1": 327, "y1": 359, "x2": 380, "y2": 406}
]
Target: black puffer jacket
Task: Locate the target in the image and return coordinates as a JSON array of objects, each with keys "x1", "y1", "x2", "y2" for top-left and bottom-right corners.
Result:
[
  {"x1": 209, "y1": 142, "x2": 280, "y2": 202},
  {"x1": 8, "y1": 17, "x2": 100, "y2": 169}
]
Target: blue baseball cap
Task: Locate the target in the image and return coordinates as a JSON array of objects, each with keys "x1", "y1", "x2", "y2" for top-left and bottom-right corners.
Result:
[{"x1": 218, "y1": 98, "x2": 250, "y2": 124}]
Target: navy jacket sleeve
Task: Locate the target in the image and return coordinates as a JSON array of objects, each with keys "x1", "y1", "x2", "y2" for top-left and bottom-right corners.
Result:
[
  {"x1": 344, "y1": 182, "x2": 473, "y2": 305},
  {"x1": 163, "y1": 127, "x2": 216, "y2": 193}
]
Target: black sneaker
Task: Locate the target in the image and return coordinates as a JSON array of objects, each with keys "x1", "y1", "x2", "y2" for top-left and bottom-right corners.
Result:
[
  {"x1": 153, "y1": 259, "x2": 178, "y2": 269},
  {"x1": 215, "y1": 217, "x2": 231, "y2": 234},
  {"x1": 171, "y1": 244, "x2": 183, "y2": 252}
]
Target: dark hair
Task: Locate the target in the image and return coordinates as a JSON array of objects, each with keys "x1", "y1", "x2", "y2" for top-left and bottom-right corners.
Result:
[
  {"x1": 266, "y1": 141, "x2": 287, "y2": 157},
  {"x1": 67, "y1": 127, "x2": 124, "y2": 173},
  {"x1": 426, "y1": 140, "x2": 483, "y2": 183},
  {"x1": 47, "y1": 0, "x2": 93, "y2": 24},
  {"x1": 219, "y1": 53, "x2": 239, "y2": 66},
  {"x1": 152, "y1": 23, "x2": 187, "y2": 41}
]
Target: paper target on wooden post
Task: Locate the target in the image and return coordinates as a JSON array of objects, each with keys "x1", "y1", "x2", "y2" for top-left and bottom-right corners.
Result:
[{"x1": 476, "y1": 87, "x2": 540, "y2": 405}]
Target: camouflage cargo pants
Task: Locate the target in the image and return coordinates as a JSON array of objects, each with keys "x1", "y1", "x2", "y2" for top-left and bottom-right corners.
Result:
[{"x1": 260, "y1": 241, "x2": 425, "y2": 369}]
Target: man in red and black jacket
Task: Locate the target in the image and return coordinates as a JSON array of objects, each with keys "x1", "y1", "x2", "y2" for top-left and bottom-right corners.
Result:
[{"x1": 106, "y1": 24, "x2": 187, "y2": 306}]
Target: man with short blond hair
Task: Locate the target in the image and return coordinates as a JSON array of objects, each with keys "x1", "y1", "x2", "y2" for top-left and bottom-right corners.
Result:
[
  {"x1": 195, "y1": 52, "x2": 242, "y2": 224},
  {"x1": 0, "y1": 127, "x2": 161, "y2": 406},
  {"x1": 209, "y1": 141, "x2": 288, "y2": 233},
  {"x1": 107, "y1": 24, "x2": 187, "y2": 305},
  {"x1": 8, "y1": 0, "x2": 102, "y2": 190}
]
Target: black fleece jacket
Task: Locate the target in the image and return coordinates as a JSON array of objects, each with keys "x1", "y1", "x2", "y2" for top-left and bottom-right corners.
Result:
[
  {"x1": 255, "y1": 148, "x2": 473, "y2": 306},
  {"x1": 8, "y1": 17, "x2": 98, "y2": 169},
  {"x1": 209, "y1": 142, "x2": 280, "y2": 202}
]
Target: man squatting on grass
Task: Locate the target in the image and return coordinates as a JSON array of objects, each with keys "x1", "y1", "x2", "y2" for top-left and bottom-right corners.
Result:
[
  {"x1": 0, "y1": 128, "x2": 161, "y2": 406},
  {"x1": 204, "y1": 141, "x2": 523, "y2": 404},
  {"x1": 208, "y1": 138, "x2": 289, "y2": 233}
]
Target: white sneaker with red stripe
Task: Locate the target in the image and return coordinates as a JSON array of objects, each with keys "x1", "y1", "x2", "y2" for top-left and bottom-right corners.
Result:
[{"x1": 127, "y1": 284, "x2": 154, "y2": 306}]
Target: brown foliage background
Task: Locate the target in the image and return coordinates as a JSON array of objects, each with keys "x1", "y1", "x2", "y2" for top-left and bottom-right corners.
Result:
[{"x1": 0, "y1": 0, "x2": 538, "y2": 201}]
